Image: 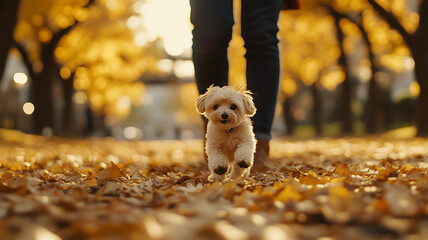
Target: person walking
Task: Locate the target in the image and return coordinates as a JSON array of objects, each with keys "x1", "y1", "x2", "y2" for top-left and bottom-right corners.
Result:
[{"x1": 190, "y1": 0, "x2": 300, "y2": 168}]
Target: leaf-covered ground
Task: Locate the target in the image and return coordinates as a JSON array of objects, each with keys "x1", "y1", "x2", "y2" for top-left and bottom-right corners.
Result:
[{"x1": 1, "y1": 131, "x2": 428, "y2": 240}]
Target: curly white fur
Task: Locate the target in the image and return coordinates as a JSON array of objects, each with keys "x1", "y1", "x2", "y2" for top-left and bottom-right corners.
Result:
[{"x1": 196, "y1": 85, "x2": 257, "y2": 181}]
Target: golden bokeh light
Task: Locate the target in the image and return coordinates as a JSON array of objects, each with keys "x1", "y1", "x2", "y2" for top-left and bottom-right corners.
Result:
[
  {"x1": 60, "y1": 67, "x2": 71, "y2": 79},
  {"x1": 123, "y1": 126, "x2": 143, "y2": 140},
  {"x1": 55, "y1": 15, "x2": 75, "y2": 29},
  {"x1": 409, "y1": 81, "x2": 420, "y2": 97},
  {"x1": 281, "y1": 77, "x2": 297, "y2": 96},
  {"x1": 320, "y1": 69, "x2": 346, "y2": 91},
  {"x1": 38, "y1": 28, "x2": 52, "y2": 43},
  {"x1": 73, "y1": 91, "x2": 88, "y2": 104},
  {"x1": 300, "y1": 58, "x2": 321, "y2": 86},
  {"x1": 89, "y1": 93, "x2": 105, "y2": 110},
  {"x1": 23, "y1": 102, "x2": 35, "y2": 115},
  {"x1": 13, "y1": 72, "x2": 28, "y2": 85},
  {"x1": 31, "y1": 15, "x2": 44, "y2": 27},
  {"x1": 75, "y1": 67, "x2": 88, "y2": 78},
  {"x1": 74, "y1": 8, "x2": 89, "y2": 22}
]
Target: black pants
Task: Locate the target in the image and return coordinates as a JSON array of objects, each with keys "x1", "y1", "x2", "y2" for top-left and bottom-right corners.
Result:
[{"x1": 190, "y1": 0, "x2": 282, "y2": 140}]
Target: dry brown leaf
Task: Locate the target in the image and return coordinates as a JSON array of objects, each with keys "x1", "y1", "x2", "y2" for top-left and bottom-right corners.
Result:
[
  {"x1": 379, "y1": 163, "x2": 398, "y2": 180},
  {"x1": 333, "y1": 163, "x2": 352, "y2": 176},
  {"x1": 97, "y1": 162, "x2": 122, "y2": 185},
  {"x1": 299, "y1": 173, "x2": 325, "y2": 185},
  {"x1": 1, "y1": 171, "x2": 17, "y2": 184}
]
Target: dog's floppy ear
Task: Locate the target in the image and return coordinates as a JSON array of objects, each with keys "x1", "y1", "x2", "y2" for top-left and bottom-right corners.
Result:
[
  {"x1": 196, "y1": 85, "x2": 215, "y2": 114},
  {"x1": 195, "y1": 93, "x2": 207, "y2": 114},
  {"x1": 241, "y1": 91, "x2": 256, "y2": 117}
]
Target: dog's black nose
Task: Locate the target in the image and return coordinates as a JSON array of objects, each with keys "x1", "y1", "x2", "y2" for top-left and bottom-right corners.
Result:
[{"x1": 221, "y1": 113, "x2": 228, "y2": 119}]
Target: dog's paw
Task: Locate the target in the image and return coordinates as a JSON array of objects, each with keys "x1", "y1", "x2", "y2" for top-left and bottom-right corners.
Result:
[
  {"x1": 214, "y1": 166, "x2": 228, "y2": 175},
  {"x1": 208, "y1": 173, "x2": 227, "y2": 182},
  {"x1": 237, "y1": 161, "x2": 250, "y2": 168},
  {"x1": 207, "y1": 166, "x2": 229, "y2": 182}
]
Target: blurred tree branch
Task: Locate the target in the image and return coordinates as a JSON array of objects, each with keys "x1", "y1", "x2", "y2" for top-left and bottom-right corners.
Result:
[
  {"x1": 50, "y1": 0, "x2": 95, "y2": 48},
  {"x1": 367, "y1": 0, "x2": 413, "y2": 46}
]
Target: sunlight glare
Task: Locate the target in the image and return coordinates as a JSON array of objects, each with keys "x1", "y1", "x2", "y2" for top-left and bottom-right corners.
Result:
[
  {"x1": 158, "y1": 59, "x2": 174, "y2": 73},
  {"x1": 117, "y1": 95, "x2": 131, "y2": 109},
  {"x1": 134, "y1": 31, "x2": 147, "y2": 47},
  {"x1": 174, "y1": 60, "x2": 194, "y2": 78},
  {"x1": 137, "y1": 0, "x2": 192, "y2": 56},
  {"x1": 127, "y1": 15, "x2": 141, "y2": 30}
]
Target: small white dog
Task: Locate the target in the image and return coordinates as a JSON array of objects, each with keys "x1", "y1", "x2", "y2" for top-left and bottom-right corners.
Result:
[{"x1": 196, "y1": 85, "x2": 257, "y2": 181}]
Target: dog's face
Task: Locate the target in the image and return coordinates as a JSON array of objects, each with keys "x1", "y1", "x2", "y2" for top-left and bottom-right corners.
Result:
[{"x1": 196, "y1": 86, "x2": 256, "y2": 130}]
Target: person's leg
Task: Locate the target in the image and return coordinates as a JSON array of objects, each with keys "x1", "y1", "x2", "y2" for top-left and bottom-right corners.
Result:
[
  {"x1": 190, "y1": 0, "x2": 234, "y2": 94},
  {"x1": 190, "y1": 0, "x2": 234, "y2": 160},
  {"x1": 241, "y1": 0, "x2": 282, "y2": 141}
]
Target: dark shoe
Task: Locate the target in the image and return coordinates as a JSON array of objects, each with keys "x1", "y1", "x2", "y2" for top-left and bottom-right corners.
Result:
[{"x1": 253, "y1": 138, "x2": 272, "y2": 171}]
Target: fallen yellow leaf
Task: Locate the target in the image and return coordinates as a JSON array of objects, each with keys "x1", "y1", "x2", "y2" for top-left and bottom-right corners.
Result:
[
  {"x1": 333, "y1": 163, "x2": 352, "y2": 176},
  {"x1": 276, "y1": 184, "x2": 302, "y2": 202},
  {"x1": 97, "y1": 162, "x2": 122, "y2": 185}
]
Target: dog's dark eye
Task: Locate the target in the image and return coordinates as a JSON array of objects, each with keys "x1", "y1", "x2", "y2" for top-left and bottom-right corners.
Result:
[
  {"x1": 230, "y1": 104, "x2": 237, "y2": 110},
  {"x1": 213, "y1": 105, "x2": 219, "y2": 110}
]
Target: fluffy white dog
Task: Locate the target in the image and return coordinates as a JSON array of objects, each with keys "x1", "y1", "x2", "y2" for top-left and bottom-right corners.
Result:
[{"x1": 196, "y1": 85, "x2": 257, "y2": 181}]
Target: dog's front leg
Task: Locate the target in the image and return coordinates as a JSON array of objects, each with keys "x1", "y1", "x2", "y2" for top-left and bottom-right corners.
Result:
[
  {"x1": 233, "y1": 141, "x2": 255, "y2": 171},
  {"x1": 207, "y1": 147, "x2": 229, "y2": 182}
]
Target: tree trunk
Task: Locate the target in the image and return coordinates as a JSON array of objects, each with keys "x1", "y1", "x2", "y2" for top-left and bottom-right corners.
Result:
[
  {"x1": 282, "y1": 96, "x2": 295, "y2": 136},
  {"x1": 360, "y1": 18, "x2": 380, "y2": 134},
  {"x1": 332, "y1": 13, "x2": 353, "y2": 135},
  {"x1": 413, "y1": 52, "x2": 428, "y2": 136},
  {"x1": 311, "y1": 83, "x2": 322, "y2": 136},
  {"x1": 62, "y1": 73, "x2": 75, "y2": 137},
  {"x1": 415, "y1": 76, "x2": 428, "y2": 136},
  {"x1": 413, "y1": 0, "x2": 428, "y2": 136},
  {"x1": 32, "y1": 44, "x2": 57, "y2": 134},
  {"x1": 0, "y1": 0, "x2": 20, "y2": 81},
  {"x1": 366, "y1": 74, "x2": 379, "y2": 134}
]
